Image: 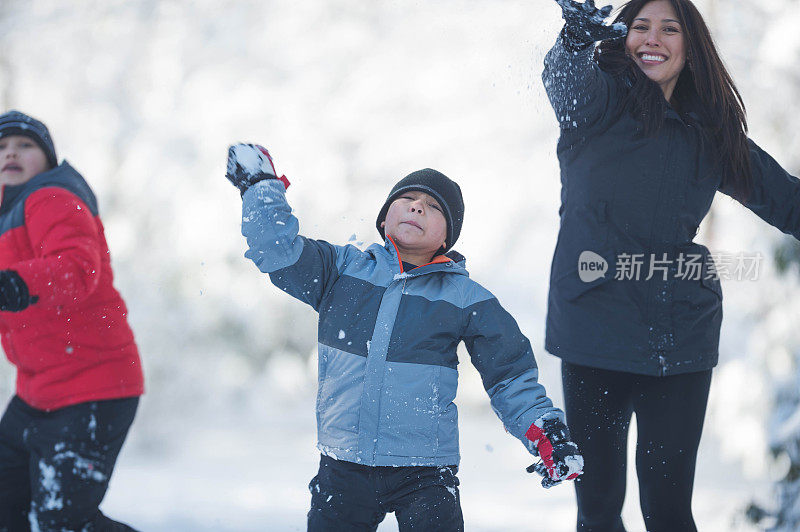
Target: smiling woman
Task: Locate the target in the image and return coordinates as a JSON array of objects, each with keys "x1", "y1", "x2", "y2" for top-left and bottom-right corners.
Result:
[
  {"x1": 624, "y1": 0, "x2": 687, "y2": 100},
  {"x1": 541, "y1": 0, "x2": 800, "y2": 530}
]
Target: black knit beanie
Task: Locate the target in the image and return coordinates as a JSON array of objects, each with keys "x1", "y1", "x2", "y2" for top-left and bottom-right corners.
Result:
[
  {"x1": 376, "y1": 168, "x2": 464, "y2": 253},
  {"x1": 0, "y1": 110, "x2": 58, "y2": 168}
]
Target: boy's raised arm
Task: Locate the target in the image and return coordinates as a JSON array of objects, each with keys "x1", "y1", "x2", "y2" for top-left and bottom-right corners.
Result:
[
  {"x1": 461, "y1": 287, "x2": 583, "y2": 487},
  {"x1": 226, "y1": 143, "x2": 342, "y2": 311}
]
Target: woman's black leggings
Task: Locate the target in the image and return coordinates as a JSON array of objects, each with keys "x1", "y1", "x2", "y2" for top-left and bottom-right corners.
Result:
[{"x1": 561, "y1": 361, "x2": 712, "y2": 532}]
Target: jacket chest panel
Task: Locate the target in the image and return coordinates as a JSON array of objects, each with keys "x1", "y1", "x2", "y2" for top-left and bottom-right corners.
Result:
[
  {"x1": 385, "y1": 293, "x2": 462, "y2": 369},
  {"x1": 564, "y1": 119, "x2": 716, "y2": 247},
  {"x1": 319, "y1": 269, "x2": 465, "y2": 369},
  {"x1": 318, "y1": 274, "x2": 386, "y2": 357}
]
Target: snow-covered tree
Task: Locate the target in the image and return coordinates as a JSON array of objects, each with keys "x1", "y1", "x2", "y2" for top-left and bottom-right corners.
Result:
[{"x1": 702, "y1": 0, "x2": 800, "y2": 528}]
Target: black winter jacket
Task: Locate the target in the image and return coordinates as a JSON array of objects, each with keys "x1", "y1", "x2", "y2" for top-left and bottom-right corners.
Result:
[{"x1": 542, "y1": 35, "x2": 800, "y2": 376}]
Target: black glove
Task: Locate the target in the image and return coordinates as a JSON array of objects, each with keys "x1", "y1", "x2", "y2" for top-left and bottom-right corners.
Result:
[
  {"x1": 554, "y1": 0, "x2": 628, "y2": 52},
  {"x1": 225, "y1": 144, "x2": 290, "y2": 196},
  {"x1": 525, "y1": 416, "x2": 584, "y2": 489},
  {"x1": 0, "y1": 270, "x2": 35, "y2": 312}
]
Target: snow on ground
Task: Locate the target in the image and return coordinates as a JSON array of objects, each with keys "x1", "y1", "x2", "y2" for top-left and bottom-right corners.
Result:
[{"x1": 90, "y1": 362, "x2": 764, "y2": 532}]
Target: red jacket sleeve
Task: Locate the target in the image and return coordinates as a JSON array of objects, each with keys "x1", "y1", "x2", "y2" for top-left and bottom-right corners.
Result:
[{"x1": 12, "y1": 187, "x2": 103, "y2": 307}]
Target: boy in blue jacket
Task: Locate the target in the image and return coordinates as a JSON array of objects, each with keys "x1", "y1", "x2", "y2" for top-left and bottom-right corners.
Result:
[{"x1": 225, "y1": 144, "x2": 583, "y2": 531}]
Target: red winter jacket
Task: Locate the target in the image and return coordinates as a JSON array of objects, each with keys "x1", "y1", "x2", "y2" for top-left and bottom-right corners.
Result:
[{"x1": 0, "y1": 162, "x2": 144, "y2": 411}]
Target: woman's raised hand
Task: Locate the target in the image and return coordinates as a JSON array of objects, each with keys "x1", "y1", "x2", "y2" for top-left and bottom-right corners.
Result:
[{"x1": 554, "y1": 0, "x2": 627, "y2": 50}]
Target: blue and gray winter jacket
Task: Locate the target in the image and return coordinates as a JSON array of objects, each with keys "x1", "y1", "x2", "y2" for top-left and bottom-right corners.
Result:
[
  {"x1": 241, "y1": 180, "x2": 563, "y2": 466},
  {"x1": 542, "y1": 35, "x2": 800, "y2": 376}
]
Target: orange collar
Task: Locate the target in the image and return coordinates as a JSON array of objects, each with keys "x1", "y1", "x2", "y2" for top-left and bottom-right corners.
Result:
[{"x1": 386, "y1": 235, "x2": 451, "y2": 273}]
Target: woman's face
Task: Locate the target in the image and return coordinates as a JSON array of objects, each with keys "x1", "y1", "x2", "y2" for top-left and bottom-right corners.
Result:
[{"x1": 625, "y1": 0, "x2": 687, "y2": 101}]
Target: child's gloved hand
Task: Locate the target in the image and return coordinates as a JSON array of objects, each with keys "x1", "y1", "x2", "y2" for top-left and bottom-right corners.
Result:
[
  {"x1": 554, "y1": 0, "x2": 627, "y2": 52},
  {"x1": 226, "y1": 143, "x2": 290, "y2": 195},
  {"x1": 0, "y1": 270, "x2": 35, "y2": 312},
  {"x1": 524, "y1": 415, "x2": 584, "y2": 489}
]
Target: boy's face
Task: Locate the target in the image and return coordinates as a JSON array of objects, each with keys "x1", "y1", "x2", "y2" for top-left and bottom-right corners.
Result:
[
  {"x1": 381, "y1": 190, "x2": 447, "y2": 263},
  {"x1": 0, "y1": 135, "x2": 49, "y2": 186}
]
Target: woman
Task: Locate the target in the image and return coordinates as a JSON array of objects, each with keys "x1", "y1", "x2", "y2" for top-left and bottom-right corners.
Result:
[
  {"x1": 0, "y1": 110, "x2": 143, "y2": 531},
  {"x1": 542, "y1": 0, "x2": 800, "y2": 530}
]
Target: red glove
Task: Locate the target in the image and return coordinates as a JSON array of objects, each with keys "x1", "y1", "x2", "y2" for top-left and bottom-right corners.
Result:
[{"x1": 525, "y1": 415, "x2": 584, "y2": 488}]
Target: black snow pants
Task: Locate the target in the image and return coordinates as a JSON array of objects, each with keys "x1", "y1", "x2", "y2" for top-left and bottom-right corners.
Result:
[
  {"x1": 0, "y1": 395, "x2": 139, "y2": 532},
  {"x1": 561, "y1": 361, "x2": 712, "y2": 532},
  {"x1": 307, "y1": 454, "x2": 464, "y2": 531}
]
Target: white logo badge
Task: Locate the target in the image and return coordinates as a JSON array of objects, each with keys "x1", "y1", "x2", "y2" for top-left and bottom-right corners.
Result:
[{"x1": 578, "y1": 251, "x2": 608, "y2": 283}]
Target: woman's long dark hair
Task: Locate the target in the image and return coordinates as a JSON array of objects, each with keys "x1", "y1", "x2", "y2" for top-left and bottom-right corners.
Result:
[{"x1": 597, "y1": 0, "x2": 752, "y2": 201}]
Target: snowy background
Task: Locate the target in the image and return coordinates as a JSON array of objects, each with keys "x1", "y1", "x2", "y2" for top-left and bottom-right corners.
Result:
[{"x1": 1, "y1": 0, "x2": 799, "y2": 530}]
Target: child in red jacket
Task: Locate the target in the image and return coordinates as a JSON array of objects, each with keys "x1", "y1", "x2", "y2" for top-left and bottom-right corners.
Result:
[{"x1": 0, "y1": 111, "x2": 143, "y2": 531}]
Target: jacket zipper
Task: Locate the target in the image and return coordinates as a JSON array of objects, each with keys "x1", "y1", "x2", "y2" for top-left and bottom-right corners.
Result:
[{"x1": 652, "y1": 124, "x2": 676, "y2": 378}]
